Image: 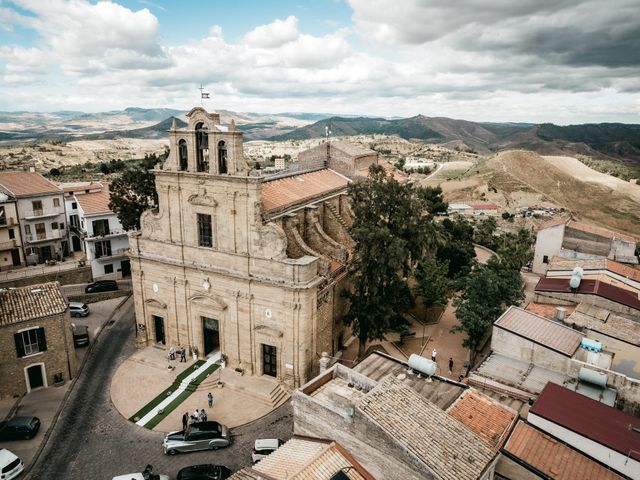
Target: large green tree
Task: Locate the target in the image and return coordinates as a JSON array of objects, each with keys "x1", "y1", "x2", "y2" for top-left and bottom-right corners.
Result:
[
  {"x1": 436, "y1": 217, "x2": 476, "y2": 279},
  {"x1": 413, "y1": 256, "x2": 452, "y2": 320},
  {"x1": 452, "y1": 257, "x2": 524, "y2": 369},
  {"x1": 495, "y1": 228, "x2": 535, "y2": 271},
  {"x1": 109, "y1": 153, "x2": 162, "y2": 231},
  {"x1": 344, "y1": 164, "x2": 442, "y2": 359}
]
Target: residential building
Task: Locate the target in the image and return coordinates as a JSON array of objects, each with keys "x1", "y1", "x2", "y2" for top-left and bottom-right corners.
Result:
[
  {"x1": 129, "y1": 107, "x2": 354, "y2": 388},
  {"x1": 470, "y1": 202, "x2": 499, "y2": 216},
  {"x1": 61, "y1": 182, "x2": 103, "y2": 254},
  {"x1": 403, "y1": 158, "x2": 435, "y2": 171},
  {"x1": 0, "y1": 282, "x2": 77, "y2": 398},
  {"x1": 0, "y1": 192, "x2": 24, "y2": 270},
  {"x1": 447, "y1": 202, "x2": 473, "y2": 216},
  {"x1": 273, "y1": 157, "x2": 286, "y2": 170},
  {"x1": 528, "y1": 383, "x2": 640, "y2": 479},
  {"x1": 230, "y1": 437, "x2": 375, "y2": 479},
  {"x1": 498, "y1": 420, "x2": 624, "y2": 480},
  {"x1": 75, "y1": 185, "x2": 130, "y2": 279},
  {"x1": 532, "y1": 217, "x2": 637, "y2": 274},
  {"x1": 298, "y1": 140, "x2": 378, "y2": 178},
  {"x1": 545, "y1": 257, "x2": 640, "y2": 292},
  {"x1": 0, "y1": 171, "x2": 68, "y2": 264}
]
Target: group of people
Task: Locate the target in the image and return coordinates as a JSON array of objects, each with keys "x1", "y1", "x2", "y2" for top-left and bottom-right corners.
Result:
[
  {"x1": 181, "y1": 392, "x2": 215, "y2": 430},
  {"x1": 431, "y1": 348, "x2": 455, "y2": 376},
  {"x1": 168, "y1": 345, "x2": 187, "y2": 363}
]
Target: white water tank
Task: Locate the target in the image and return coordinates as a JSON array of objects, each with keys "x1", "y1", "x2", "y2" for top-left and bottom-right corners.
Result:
[
  {"x1": 579, "y1": 367, "x2": 607, "y2": 387},
  {"x1": 570, "y1": 274, "x2": 582, "y2": 289},
  {"x1": 408, "y1": 354, "x2": 437, "y2": 376},
  {"x1": 555, "y1": 307, "x2": 566, "y2": 320}
]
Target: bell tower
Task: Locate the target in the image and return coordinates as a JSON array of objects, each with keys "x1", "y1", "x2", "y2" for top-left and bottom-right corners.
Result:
[{"x1": 165, "y1": 107, "x2": 248, "y2": 175}]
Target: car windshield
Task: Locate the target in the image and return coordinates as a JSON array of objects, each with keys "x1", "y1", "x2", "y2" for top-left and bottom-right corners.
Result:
[{"x1": 28, "y1": 418, "x2": 38, "y2": 428}]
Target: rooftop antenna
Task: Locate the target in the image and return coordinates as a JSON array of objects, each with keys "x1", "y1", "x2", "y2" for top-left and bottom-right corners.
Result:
[
  {"x1": 325, "y1": 123, "x2": 332, "y2": 167},
  {"x1": 199, "y1": 84, "x2": 210, "y2": 106}
]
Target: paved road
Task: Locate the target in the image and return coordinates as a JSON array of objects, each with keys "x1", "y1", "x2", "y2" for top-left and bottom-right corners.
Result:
[{"x1": 27, "y1": 300, "x2": 293, "y2": 479}]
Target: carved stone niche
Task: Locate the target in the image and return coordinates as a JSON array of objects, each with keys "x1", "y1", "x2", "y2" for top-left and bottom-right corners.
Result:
[
  {"x1": 188, "y1": 187, "x2": 217, "y2": 207},
  {"x1": 253, "y1": 222, "x2": 287, "y2": 260}
]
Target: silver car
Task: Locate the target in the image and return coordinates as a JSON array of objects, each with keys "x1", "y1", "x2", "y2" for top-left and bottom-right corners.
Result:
[
  {"x1": 69, "y1": 302, "x2": 90, "y2": 317},
  {"x1": 163, "y1": 421, "x2": 230, "y2": 455}
]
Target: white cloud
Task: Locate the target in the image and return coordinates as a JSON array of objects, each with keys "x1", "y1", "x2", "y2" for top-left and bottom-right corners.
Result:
[{"x1": 243, "y1": 16, "x2": 300, "y2": 48}]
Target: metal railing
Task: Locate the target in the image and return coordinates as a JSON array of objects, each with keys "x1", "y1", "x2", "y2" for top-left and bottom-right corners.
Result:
[
  {"x1": 0, "y1": 217, "x2": 17, "y2": 228},
  {"x1": 24, "y1": 207, "x2": 65, "y2": 219},
  {"x1": 92, "y1": 247, "x2": 129, "y2": 260},
  {"x1": 25, "y1": 229, "x2": 67, "y2": 243}
]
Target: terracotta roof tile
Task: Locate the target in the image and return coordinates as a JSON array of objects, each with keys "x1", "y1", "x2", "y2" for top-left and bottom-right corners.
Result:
[
  {"x1": 262, "y1": 169, "x2": 349, "y2": 214},
  {"x1": 359, "y1": 376, "x2": 495, "y2": 480},
  {"x1": 0, "y1": 171, "x2": 62, "y2": 197},
  {"x1": 605, "y1": 259, "x2": 640, "y2": 282},
  {"x1": 329, "y1": 140, "x2": 377, "y2": 158},
  {"x1": 0, "y1": 282, "x2": 67, "y2": 325},
  {"x1": 469, "y1": 203, "x2": 499, "y2": 210},
  {"x1": 61, "y1": 182, "x2": 103, "y2": 193},
  {"x1": 504, "y1": 421, "x2": 623, "y2": 480},
  {"x1": 537, "y1": 216, "x2": 569, "y2": 231},
  {"x1": 75, "y1": 186, "x2": 112, "y2": 216},
  {"x1": 567, "y1": 220, "x2": 636, "y2": 244},
  {"x1": 530, "y1": 383, "x2": 640, "y2": 461},
  {"x1": 494, "y1": 306, "x2": 582, "y2": 356},
  {"x1": 447, "y1": 389, "x2": 516, "y2": 449}
]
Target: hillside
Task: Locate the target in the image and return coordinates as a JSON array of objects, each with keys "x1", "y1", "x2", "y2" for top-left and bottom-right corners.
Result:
[{"x1": 424, "y1": 150, "x2": 639, "y2": 238}]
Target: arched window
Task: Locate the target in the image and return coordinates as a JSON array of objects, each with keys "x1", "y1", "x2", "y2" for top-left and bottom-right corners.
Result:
[
  {"x1": 195, "y1": 122, "x2": 209, "y2": 172},
  {"x1": 217, "y1": 141, "x2": 227, "y2": 174},
  {"x1": 178, "y1": 139, "x2": 188, "y2": 171}
]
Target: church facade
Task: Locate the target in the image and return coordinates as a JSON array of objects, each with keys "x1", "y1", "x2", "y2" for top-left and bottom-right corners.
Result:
[{"x1": 129, "y1": 107, "x2": 356, "y2": 387}]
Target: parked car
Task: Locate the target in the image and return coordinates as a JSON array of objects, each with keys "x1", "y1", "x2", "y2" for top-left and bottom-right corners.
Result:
[
  {"x1": 0, "y1": 417, "x2": 40, "y2": 441},
  {"x1": 72, "y1": 324, "x2": 90, "y2": 347},
  {"x1": 163, "y1": 421, "x2": 230, "y2": 455},
  {"x1": 0, "y1": 449, "x2": 24, "y2": 480},
  {"x1": 252, "y1": 438, "x2": 284, "y2": 463},
  {"x1": 176, "y1": 464, "x2": 232, "y2": 480},
  {"x1": 85, "y1": 280, "x2": 118, "y2": 294},
  {"x1": 112, "y1": 464, "x2": 168, "y2": 480},
  {"x1": 69, "y1": 301, "x2": 90, "y2": 317}
]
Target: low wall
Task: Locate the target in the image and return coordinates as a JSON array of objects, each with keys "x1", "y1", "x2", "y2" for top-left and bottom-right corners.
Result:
[
  {"x1": 67, "y1": 290, "x2": 130, "y2": 304},
  {"x1": 0, "y1": 266, "x2": 92, "y2": 289}
]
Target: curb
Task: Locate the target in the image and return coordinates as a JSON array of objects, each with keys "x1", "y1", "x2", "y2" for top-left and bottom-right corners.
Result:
[{"x1": 23, "y1": 294, "x2": 133, "y2": 479}]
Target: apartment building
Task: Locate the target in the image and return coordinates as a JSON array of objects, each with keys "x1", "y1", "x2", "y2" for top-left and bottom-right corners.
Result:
[{"x1": 0, "y1": 192, "x2": 24, "y2": 270}]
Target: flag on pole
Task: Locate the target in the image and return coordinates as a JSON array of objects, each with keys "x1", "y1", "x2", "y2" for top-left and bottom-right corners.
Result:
[{"x1": 201, "y1": 92, "x2": 210, "y2": 99}]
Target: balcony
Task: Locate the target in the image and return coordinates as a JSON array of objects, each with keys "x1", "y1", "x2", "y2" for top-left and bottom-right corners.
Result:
[
  {"x1": 25, "y1": 229, "x2": 67, "y2": 244},
  {"x1": 0, "y1": 217, "x2": 18, "y2": 229},
  {"x1": 0, "y1": 239, "x2": 17, "y2": 250},
  {"x1": 92, "y1": 247, "x2": 129, "y2": 261},
  {"x1": 24, "y1": 208, "x2": 65, "y2": 220},
  {"x1": 70, "y1": 224, "x2": 87, "y2": 237},
  {"x1": 86, "y1": 229, "x2": 128, "y2": 240}
]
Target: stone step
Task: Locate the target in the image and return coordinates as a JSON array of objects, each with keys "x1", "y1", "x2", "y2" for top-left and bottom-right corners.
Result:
[{"x1": 326, "y1": 203, "x2": 350, "y2": 230}]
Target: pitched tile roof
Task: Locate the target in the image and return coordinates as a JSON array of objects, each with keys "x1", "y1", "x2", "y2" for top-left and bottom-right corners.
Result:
[
  {"x1": 246, "y1": 438, "x2": 372, "y2": 480},
  {"x1": 494, "y1": 306, "x2": 582, "y2": 356},
  {"x1": 329, "y1": 140, "x2": 377, "y2": 158},
  {"x1": 447, "y1": 389, "x2": 517, "y2": 449},
  {"x1": 469, "y1": 202, "x2": 499, "y2": 210},
  {"x1": 605, "y1": 259, "x2": 640, "y2": 282},
  {"x1": 567, "y1": 220, "x2": 635, "y2": 244},
  {"x1": 61, "y1": 182, "x2": 103, "y2": 193},
  {"x1": 0, "y1": 282, "x2": 68, "y2": 326},
  {"x1": 75, "y1": 185, "x2": 112, "y2": 216},
  {"x1": 535, "y1": 277, "x2": 640, "y2": 311},
  {"x1": 262, "y1": 169, "x2": 349, "y2": 214},
  {"x1": 503, "y1": 421, "x2": 624, "y2": 480},
  {"x1": 358, "y1": 376, "x2": 495, "y2": 480},
  {"x1": 537, "y1": 216, "x2": 569, "y2": 231},
  {"x1": 530, "y1": 383, "x2": 640, "y2": 461},
  {"x1": 0, "y1": 171, "x2": 62, "y2": 197}
]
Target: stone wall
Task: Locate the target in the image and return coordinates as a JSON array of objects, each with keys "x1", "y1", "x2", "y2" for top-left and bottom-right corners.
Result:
[
  {"x1": 491, "y1": 326, "x2": 573, "y2": 372},
  {"x1": 534, "y1": 291, "x2": 639, "y2": 318},
  {"x1": 68, "y1": 289, "x2": 130, "y2": 304},
  {"x1": 0, "y1": 312, "x2": 78, "y2": 398},
  {"x1": 562, "y1": 227, "x2": 611, "y2": 257},
  {"x1": 0, "y1": 265, "x2": 92, "y2": 289}
]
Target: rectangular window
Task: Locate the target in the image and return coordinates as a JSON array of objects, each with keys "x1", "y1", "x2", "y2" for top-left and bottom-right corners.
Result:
[
  {"x1": 14, "y1": 327, "x2": 47, "y2": 357},
  {"x1": 25, "y1": 224, "x2": 31, "y2": 235},
  {"x1": 104, "y1": 264, "x2": 114, "y2": 274},
  {"x1": 59, "y1": 222, "x2": 64, "y2": 230},
  {"x1": 197, "y1": 214, "x2": 213, "y2": 247},
  {"x1": 32, "y1": 200, "x2": 42, "y2": 211},
  {"x1": 71, "y1": 202, "x2": 77, "y2": 210},
  {"x1": 53, "y1": 198, "x2": 60, "y2": 207},
  {"x1": 8, "y1": 229, "x2": 15, "y2": 239},
  {"x1": 52, "y1": 222, "x2": 58, "y2": 230},
  {"x1": 0, "y1": 206, "x2": 5, "y2": 225},
  {"x1": 70, "y1": 215, "x2": 79, "y2": 227},
  {"x1": 35, "y1": 223, "x2": 46, "y2": 240},
  {"x1": 94, "y1": 240, "x2": 112, "y2": 259},
  {"x1": 543, "y1": 255, "x2": 549, "y2": 264},
  {"x1": 92, "y1": 219, "x2": 110, "y2": 236}
]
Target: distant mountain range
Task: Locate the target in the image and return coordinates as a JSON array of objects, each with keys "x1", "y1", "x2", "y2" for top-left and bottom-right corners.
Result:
[{"x1": 0, "y1": 108, "x2": 638, "y2": 164}]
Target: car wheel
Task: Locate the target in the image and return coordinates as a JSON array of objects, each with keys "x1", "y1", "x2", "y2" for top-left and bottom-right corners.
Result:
[
  {"x1": 211, "y1": 445, "x2": 219, "y2": 451},
  {"x1": 167, "y1": 449, "x2": 177, "y2": 455}
]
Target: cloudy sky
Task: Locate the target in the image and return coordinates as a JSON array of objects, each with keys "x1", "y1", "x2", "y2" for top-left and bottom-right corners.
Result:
[{"x1": 0, "y1": 0, "x2": 638, "y2": 124}]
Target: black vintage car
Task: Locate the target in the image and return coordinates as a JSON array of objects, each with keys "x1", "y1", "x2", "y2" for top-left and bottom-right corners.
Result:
[
  {"x1": 0, "y1": 417, "x2": 40, "y2": 440},
  {"x1": 84, "y1": 280, "x2": 118, "y2": 294},
  {"x1": 177, "y1": 464, "x2": 232, "y2": 480}
]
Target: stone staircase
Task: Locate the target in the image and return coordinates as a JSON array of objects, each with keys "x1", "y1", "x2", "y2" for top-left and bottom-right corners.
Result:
[
  {"x1": 198, "y1": 371, "x2": 291, "y2": 409},
  {"x1": 326, "y1": 203, "x2": 350, "y2": 230}
]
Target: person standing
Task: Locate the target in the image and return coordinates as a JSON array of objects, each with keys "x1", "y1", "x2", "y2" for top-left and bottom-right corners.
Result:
[
  {"x1": 169, "y1": 345, "x2": 175, "y2": 361},
  {"x1": 180, "y1": 346, "x2": 186, "y2": 363},
  {"x1": 208, "y1": 392, "x2": 213, "y2": 408},
  {"x1": 431, "y1": 349, "x2": 437, "y2": 362},
  {"x1": 202, "y1": 409, "x2": 207, "y2": 422},
  {"x1": 448, "y1": 357, "x2": 454, "y2": 374},
  {"x1": 182, "y1": 412, "x2": 188, "y2": 431},
  {"x1": 193, "y1": 409, "x2": 199, "y2": 422}
]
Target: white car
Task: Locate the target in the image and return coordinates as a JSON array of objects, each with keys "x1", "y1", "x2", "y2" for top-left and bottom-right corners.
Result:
[
  {"x1": 0, "y1": 449, "x2": 24, "y2": 480},
  {"x1": 252, "y1": 438, "x2": 284, "y2": 463},
  {"x1": 112, "y1": 464, "x2": 169, "y2": 480}
]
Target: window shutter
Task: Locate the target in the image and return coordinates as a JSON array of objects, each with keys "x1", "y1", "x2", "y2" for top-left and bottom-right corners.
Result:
[
  {"x1": 36, "y1": 327, "x2": 47, "y2": 352},
  {"x1": 14, "y1": 333, "x2": 25, "y2": 357}
]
